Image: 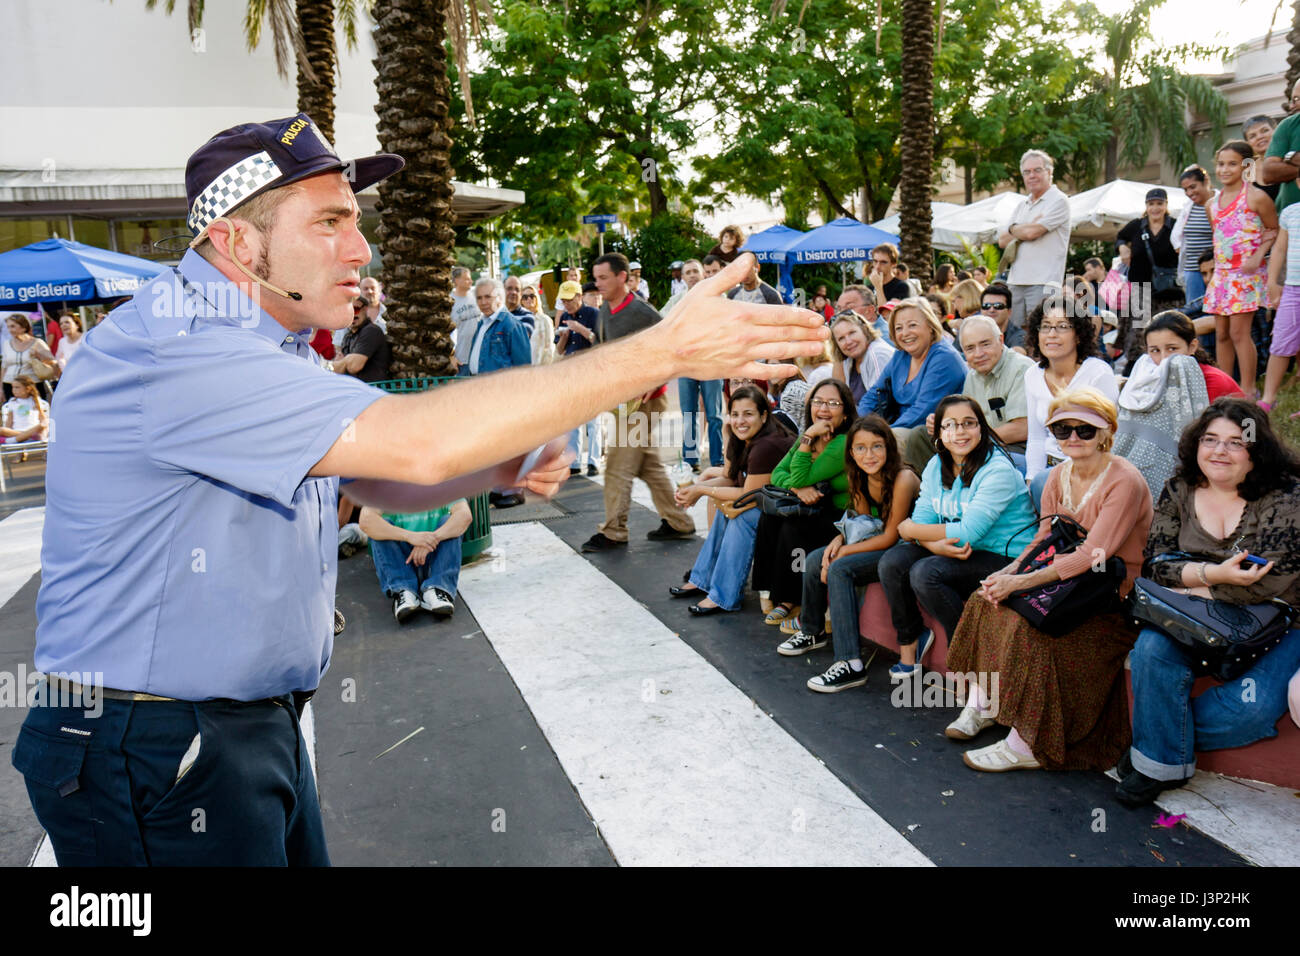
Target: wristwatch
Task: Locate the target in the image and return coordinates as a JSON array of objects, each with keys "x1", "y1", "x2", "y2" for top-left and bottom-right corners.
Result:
[{"x1": 1286, "y1": 150, "x2": 1299, "y2": 166}]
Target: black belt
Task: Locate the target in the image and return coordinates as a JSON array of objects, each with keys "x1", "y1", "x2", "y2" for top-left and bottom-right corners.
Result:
[{"x1": 44, "y1": 677, "x2": 315, "y2": 716}]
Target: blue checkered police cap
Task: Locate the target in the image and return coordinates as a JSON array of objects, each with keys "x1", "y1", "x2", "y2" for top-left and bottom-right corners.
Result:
[{"x1": 184, "y1": 112, "x2": 404, "y2": 240}]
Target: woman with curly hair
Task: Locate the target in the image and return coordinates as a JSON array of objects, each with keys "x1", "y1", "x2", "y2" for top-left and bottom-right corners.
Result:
[
  {"x1": 1023, "y1": 296, "x2": 1118, "y2": 483},
  {"x1": 1117, "y1": 398, "x2": 1300, "y2": 806}
]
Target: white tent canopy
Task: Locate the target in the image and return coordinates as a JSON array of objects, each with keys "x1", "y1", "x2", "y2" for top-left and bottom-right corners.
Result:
[
  {"x1": 871, "y1": 202, "x2": 963, "y2": 252},
  {"x1": 929, "y1": 193, "x2": 1026, "y2": 251},
  {"x1": 1067, "y1": 179, "x2": 1188, "y2": 241}
]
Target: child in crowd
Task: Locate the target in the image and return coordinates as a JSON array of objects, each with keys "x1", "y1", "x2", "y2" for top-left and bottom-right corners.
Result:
[
  {"x1": 0, "y1": 376, "x2": 48, "y2": 443},
  {"x1": 1263, "y1": 191, "x2": 1300, "y2": 413},
  {"x1": 1205, "y1": 140, "x2": 1277, "y2": 399}
]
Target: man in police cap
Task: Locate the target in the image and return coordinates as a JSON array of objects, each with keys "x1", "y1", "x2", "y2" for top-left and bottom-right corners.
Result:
[{"x1": 13, "y1": 113, "x2": 828, "y2": 866}]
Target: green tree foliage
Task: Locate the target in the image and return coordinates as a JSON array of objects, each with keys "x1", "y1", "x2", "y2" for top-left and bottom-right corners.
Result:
[
  {"x1": 627, "y1": 212, "x2": 717, "y2": 303},
  {"x1": 1065, "y1": 0, "x2": 1227, "y2": 183},
  {"x1": 695, "y1": 0, "x2": 1110, "y2": 227},
  {"x1": 459, "y1": 0, "x2": 737, "y2": 235}
]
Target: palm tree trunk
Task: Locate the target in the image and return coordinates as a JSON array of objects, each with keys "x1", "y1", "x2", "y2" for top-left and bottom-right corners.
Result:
[
  {"x1": 372, "y1": 0, "x2": 458, "y2": 377},
  {"x1": 1104, "y1": 133, "x2": 1119, "y2": 182},
  {"x1": 296, "y1": 0, "x2": 337, "y2": 143},
  {"x1": 899, "y1": 0, "x2": 934, "y2": 284}
]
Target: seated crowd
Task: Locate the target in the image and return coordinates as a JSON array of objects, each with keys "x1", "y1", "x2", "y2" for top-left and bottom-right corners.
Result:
[{"x1": 663, "y1": 244, "x2": 1300, "y2": 807}]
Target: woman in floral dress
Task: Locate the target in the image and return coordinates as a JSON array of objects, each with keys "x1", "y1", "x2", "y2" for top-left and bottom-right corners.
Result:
[{"x1": 1204, "y1": 139, "x2": 1277, "y2": 399}]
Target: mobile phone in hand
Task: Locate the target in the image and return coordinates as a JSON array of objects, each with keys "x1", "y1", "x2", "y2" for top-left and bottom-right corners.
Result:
[{"x1": 1242, "y1": 553, "x2": 1269, "y2": 567}]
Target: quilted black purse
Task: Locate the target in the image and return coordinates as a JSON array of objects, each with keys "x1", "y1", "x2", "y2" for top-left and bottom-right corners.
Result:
[
  {"x1": 1126, "y1": 554, "x2": 1296, "y2": 681},
  {"x1": 736, "y1": 483, "x2": 833, "y2": 519}
]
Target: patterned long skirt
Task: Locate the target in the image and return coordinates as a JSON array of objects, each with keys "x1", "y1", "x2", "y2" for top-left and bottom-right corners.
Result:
[{"x1": 946, "y1": 593, "x2": 1138, "y2": 771}]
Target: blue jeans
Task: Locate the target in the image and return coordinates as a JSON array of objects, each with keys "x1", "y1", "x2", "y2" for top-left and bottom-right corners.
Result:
[
  {"x1": 1029, "y1": 468, "x2": 1050, "y2": 512},
  {"x1": 688, "y1": 506, "x2": 760, "y2": 610},
  {"x1": 1129, "y1": 626, "x2": 1300, "y2": 781},
  {"x1": 567, "y1": 418, "x2": 602, "y2": 466},
  {"x1": 369, "y1": 518, "x2": 461, "y2": 598},
  {"x1": 13, "y1": 694, "x2": 327, "y2": 865},
  {"x1": 678, "y1": 378, "x2": 724, "y2": 466},
  {"x1": 1182, "y1": 268, "x2": 1206, "y2": 313},
  {"x1": 802, "y1": 545, "x2": 886, "y2": 662}
]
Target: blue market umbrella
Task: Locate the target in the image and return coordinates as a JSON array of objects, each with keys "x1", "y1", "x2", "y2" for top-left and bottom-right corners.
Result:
[
  {"x1": 784, "y1": 217, "x2": 899, "y2": 265},
  {"x1": 0, "y1": 237, "x2": 168, "y2": 309},
  {"x1": 740, "y1": 224, "x2": 806, "y2": 302}
]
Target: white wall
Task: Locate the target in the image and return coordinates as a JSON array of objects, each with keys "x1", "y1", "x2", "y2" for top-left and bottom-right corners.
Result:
[{"x1": 0, "y1": 0, "x2": 382, "y2": 171}]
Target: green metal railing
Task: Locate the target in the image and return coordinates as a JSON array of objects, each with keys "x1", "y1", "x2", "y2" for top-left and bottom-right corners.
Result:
[{"x1": 372, "y1": 376, "x2": 492, "y2": 563}]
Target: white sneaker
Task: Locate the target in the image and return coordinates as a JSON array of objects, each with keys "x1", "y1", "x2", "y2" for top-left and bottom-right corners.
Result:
[
  {"x1": 393, "y1": 589, "x2": 420, "y2": 623},
  {"x1": 420, "y1": 587, "x2": 455, "y2": 618}
]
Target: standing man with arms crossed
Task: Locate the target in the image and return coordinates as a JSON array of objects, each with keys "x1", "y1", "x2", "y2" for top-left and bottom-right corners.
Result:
[
  {"x1": 999, "y1": 149, "x2": 1071, "y2": 330},
  {"x1": 14, "y1": 114, "x2": 828, "y2": 866}
]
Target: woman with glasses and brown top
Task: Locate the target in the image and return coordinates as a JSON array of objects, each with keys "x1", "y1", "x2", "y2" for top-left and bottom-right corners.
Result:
[
  {"x1": 1118, "y1": 398, "x2": 1300, "y2": 806},
  {"x1": 1023, "y1": 296, "x2": 1118, "y2": 485},
  {"x1": 750, "y1": 380, "x2": 856, "y2": 626},
  {"x1": 945, "y1": 387, "x2": 1153, "y2": 772}
]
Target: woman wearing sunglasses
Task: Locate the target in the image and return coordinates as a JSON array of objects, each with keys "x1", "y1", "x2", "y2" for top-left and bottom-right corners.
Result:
[
  {"x1": 877, "y1": 395, "x2": 1038, "y2": 680},
  {"x1": 945, "y1": 387, "x2": 1153, "y2": 772}
]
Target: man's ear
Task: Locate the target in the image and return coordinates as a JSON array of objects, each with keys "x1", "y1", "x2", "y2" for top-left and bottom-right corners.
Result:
[{"x1": 204, "y1": 217, "x2": 255, "y2": 266}]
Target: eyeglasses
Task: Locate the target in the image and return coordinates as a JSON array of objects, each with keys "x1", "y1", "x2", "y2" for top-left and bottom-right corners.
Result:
[
  {"x1": 1199, "y1": 435, "x2": 1249, "y2": 453},
  {"x1": 940, "y1": 419, "x2": 980, "y2": 432},
  {"x1": 1049, "y1": 422, "x2": 1099, "y2": 441},
  {"x1": 981, "y1": 302, "x2": 1009, "y2": 311},
  {"x1": 1039, "y1": 322, "x2": 1075, "y2": 335},
  {"x1": 521, "y1": 293, "x2": 537, "y2": 299},
  {"x1": 810, "y1": 399, "x2": 843, "y2": 409},
  {"x1": 1021, "y1": 166, "x2": 1047, "y2": 176},
  {"x1": 851, "y1": 443, "x2": 885, "y2": 455}
]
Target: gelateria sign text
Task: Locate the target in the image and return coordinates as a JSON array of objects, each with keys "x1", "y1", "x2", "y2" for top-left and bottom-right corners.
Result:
[{"x1": 0, "y1": 281, "x2": 89, "y2": 303}]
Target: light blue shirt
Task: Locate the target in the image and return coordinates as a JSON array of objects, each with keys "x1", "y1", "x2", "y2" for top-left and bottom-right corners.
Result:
[
  {"x1": 1281, "y1": 204, "x2": 1300, "y2": 285},
  {"x1": 35, "y1": 251, "x2": 383, "y2": 700},
  {"x1": 467, "y1": 310, "x2": 499, "y2": 375},
  {"x1": 912, "y1": 449, "x2": 1038, "y2": 556}
]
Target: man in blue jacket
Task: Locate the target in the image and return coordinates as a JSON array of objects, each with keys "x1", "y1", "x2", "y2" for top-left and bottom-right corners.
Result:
[{"x1": 462, "y1": 278, "x2": 533, "y2": 506}]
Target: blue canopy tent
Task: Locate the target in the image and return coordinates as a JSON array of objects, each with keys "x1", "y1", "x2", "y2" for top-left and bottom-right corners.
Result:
[
  {"x1": 739, "y1": 224, "x2": 805, "y2": 303},
  {"x1": 785, "y1": 217, "x2": 899, "y2": 265},
  {"x1": 0, "y1": 238, "x2": 168, "y2": 311}
]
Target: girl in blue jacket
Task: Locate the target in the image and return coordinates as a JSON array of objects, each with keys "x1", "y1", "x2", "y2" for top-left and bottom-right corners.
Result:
[{"x1": 877, "y1": 394, "x2": 1038, "y2": 679}]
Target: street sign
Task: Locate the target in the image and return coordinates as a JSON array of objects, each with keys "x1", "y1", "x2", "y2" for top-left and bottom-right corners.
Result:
[{"x1": 582, "y1": 214, "x2": 618, "y2": 224}]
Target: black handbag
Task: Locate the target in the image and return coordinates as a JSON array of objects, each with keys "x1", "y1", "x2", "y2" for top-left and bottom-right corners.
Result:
[
  {"x1": 1126, "y1": 566, "x2": 1295, "y2": 682},
  {"x1": 736, "y1": 483, "x2": 833, "y2": 519},
  {"x1": 873, "y1": 377, "x2": 901, "y2": 424},
  {"x1": 1140, "y1": 225, "x2": 1180, "y2": 297},
  {"x1": 1002, "y1": 513, "x2": 1127, "y2": 636}
]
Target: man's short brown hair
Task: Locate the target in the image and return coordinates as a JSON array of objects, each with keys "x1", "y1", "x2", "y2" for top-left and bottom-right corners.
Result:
[
  {"x1": 193, "y1": 185, "x2": 300, "y2": 263},
  {"x1": 871, "y1": 243, "x2": 899, "y2": 264}
]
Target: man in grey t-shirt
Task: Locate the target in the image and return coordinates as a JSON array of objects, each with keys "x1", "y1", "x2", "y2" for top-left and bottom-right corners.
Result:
[
  {"x1": 582, "y1": 253, "x2": 696, "y2": 552},
  {"x1": 727, "y1": 256, "x2": 783, "y2": 305}
]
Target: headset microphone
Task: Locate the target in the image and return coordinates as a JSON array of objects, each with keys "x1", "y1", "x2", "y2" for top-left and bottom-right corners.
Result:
[{"x1": 191, "y1": 216, "x2": 303, "y2": 301}]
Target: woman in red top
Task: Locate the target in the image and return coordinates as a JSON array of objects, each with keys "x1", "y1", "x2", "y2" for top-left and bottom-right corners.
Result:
[{"x1": 1144, "y1": 310, "x2": 1242, "y2": 402}]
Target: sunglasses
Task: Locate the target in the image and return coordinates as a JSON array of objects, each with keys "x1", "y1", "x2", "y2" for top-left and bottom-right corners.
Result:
[
  {"x1": 981, "y1": 302, "x2": 1009, "y2": 311},
  {"x1": 1049, "y1": 422, "x2": 1099, "y2": 441}
]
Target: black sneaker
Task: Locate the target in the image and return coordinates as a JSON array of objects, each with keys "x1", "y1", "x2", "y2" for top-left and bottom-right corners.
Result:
[
  {"x1": 647, "y1": 519, "x2": 695, "y2": 540},
  {"x1": 569, "y1": 466, "x2": 582, "y2": 477},
  {"x1": 581, "y1": 533, "x2": 627, "y2": 553},
  {"x1": 586, "y1": 464, "x2": 598, "y2": 477},
  {"x1": 1115, "y1": 767, "x2": 1191, "y2": 808},
  {"x1": 807, "y1": 660, "x2": 869, "y2": 693},
  {"x1": 776, "y1": 630, "x2": 828, "y2": 656},
  {"x1": 490, "y1": 492, "x2": 525, "y2": 508}
]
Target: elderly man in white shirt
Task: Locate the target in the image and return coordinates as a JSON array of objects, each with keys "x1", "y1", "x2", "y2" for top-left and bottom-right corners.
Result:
[{"x1": 999, "y1": 149, "x2": 1072, "y2": 330}]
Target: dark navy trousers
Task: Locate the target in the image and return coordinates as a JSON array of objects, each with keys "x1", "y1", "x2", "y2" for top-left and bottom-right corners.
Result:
[{"x1": 12, "y1": 693, "x2": 328, "y2": 866}]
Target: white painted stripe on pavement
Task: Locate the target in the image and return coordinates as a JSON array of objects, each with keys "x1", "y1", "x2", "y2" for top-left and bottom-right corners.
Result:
[
  {"x1": 0, "y1": 507, "x2": 45, "y2": 607},
  {"x1": 460, "y1": 521, "x2": 931, "y2": 866},
  {"x1": 1154, "y1": 771, "x2": 1299, "y2": 868}
]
